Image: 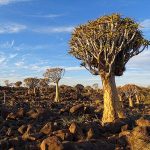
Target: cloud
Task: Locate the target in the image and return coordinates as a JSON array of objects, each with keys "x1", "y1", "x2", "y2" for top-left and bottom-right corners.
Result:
[
  {"x1": 33, "y1": 26, "x2": 74, "y2": 34},
  {"x1": 29, "y1": 14, "x2": 64, "y2": 18},
  {"x1": 0, "y1": 40, "x2": 15, "y2": 48},
  {"x1": 9, "y1": 53, "x2": 17, "y2": 59},
  {"x1": 65, "y1": 66, "x2": 85, "y2": 71},
  {"x1": 0, "y1": 23, "x2": 26, "y2": 34},
  {"x1": 140, "y1": 19, "x2": 150, "y2": 30},
  {"x1": 0, "y1": 0, "x2": 31, "y2": 5},
  {"x1": 0, "y1": 55, "x2": 6, "y2": 65}
]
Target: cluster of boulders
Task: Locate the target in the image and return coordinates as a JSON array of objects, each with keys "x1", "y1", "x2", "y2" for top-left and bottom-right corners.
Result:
[{"x1": 0, "y1": 86, "x2": 150, "y2": 150}]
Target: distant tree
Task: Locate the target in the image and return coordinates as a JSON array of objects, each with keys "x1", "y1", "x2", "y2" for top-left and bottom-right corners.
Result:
[
  {"x1": 43, "y1": 68, "x2": 65, "y2": 102},
  {"x1": 39, "y1": 78, "x2": 50, "y2": 94},
  {"x1": 121, "y1": 84, "x2": 141, "y2": 107},
  {"x1": 24, "y1": 77, "x2": 40, "y2": 94},
  {"x1": 93, "y1": 83, "x2": 99, "y2": 91},
  {"x1": 85, "y1": 86, "x2": 93, "y2": 93},
  {"x1": 69, "y1": 13, "x2": 149, "y2": 123},
  {"x1": 4, "y1": 80, "x2": 10, "y2": 87},
  {"x1": 15, "y1": 81, "x2": 22, "y2": 87}
]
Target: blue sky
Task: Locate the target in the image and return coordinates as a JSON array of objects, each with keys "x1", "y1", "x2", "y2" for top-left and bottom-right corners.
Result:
[{"x1": 0, "y1": 0, "x2": 150, "y2": 87}]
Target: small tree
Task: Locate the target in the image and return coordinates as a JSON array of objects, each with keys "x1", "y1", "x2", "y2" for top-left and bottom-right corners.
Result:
[
  {"x1": 15, "y1": 81, "x2": 22, "y2": 88},
  {"x1": 43, "y1": 68, "x2": 65, "y2": 102},
  {"x1": 69, "y1": 14, "x2": 149, "y2": 123},
  {"x1": 121, "y1": 84, "x2": 141, "y2": 107},
  {"x1": 93, "y1": 83, "x2": 99, "y2": 92},
  {"x1": 39, "y1": 78, "x2": 50, "y2": 94},
  {"x1": 4, "y1": 80, "x2": 10, "y2": 87},
  {"x1": 24, "y1": 77, "x2": 40, "y2": 94}
]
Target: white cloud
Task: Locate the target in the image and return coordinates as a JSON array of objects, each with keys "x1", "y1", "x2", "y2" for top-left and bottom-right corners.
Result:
[
  {"x1": 15, "y1": 61, "x2": 25, "y2": 67},
  {"x1": 0, "y1": 0, "x2": 31, "y2": 5},
  {"x1": 65, "y1": 66, "x2": 85, "y2": 71},
  {"x1": 0, "y1": 23, "x2": 26, "y2": 34},
  {"x1": 29, "y1": 14, "x2": 63, "y2": 18},
  {"x1": 9, "y1": 53, "x2": 17, "y2": 59},
  {"x1": 140, "y1": 19, "x2": 150, "y2": 30},
  {"x1": 33, "y1": 26, "x2": 74, "y2": 33},
  {"x1": 0, "y1": 40, "x2": 15, "y2": 48},
  {"x1": 0, "y1": 55, "x2": 6, "y2": 65}
]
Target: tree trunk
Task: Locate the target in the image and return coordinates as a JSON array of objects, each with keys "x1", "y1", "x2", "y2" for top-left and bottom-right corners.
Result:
[
  {"x1": 34, "y1": 87, "x2": 36, "y2": 95},
  {"x1": 101, "y1": 74, "x2": 125, "y2": 124},
  {"x1": 135, "y1": 95, "x2": 140, "y2": 104},
  {"x1": 55, "y1": 82, "x2": 60, "y2": 102},
  {"x1": 129, "y1": 97, "x2": 133, "y2": 107}
]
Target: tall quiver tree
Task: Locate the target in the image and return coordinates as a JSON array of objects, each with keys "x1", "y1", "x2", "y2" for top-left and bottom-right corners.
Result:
[
  {"x1": 43, "y1": 68, "x2": 65, "y2": 102},
  {"x1": 69, "y1": 14, "x2": 149, "y2": 123}
]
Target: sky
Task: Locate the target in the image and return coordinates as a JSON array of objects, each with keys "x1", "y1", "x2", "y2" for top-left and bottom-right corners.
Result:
[{"x1": 0, "y1": 0, "x2": 150, "y2": 87}]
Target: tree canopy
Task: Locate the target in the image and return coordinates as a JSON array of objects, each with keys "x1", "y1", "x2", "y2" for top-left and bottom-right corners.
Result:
[{"x1": 69, "y1": 14, "x2": 150, "y2": 77}]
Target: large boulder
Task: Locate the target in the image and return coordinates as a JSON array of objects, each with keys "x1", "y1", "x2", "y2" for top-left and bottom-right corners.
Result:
[{"x1": 126, "y1": 126, "x2": 150, "y2": 150}]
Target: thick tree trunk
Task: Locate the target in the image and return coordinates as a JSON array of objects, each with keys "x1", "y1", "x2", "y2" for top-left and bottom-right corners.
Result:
[
  {"x1": 55, "y1": 82, "x2": 60, "y2": 102},
  {"x1": 129, "y1": 97, "x2": 133, "y2": 107},
  {"x1": 101, "y1": 74, "x2": 125, "y2": 124}
]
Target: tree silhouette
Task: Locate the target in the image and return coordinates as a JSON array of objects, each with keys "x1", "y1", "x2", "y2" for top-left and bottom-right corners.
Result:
[
  {"x1": 43, "y1": 68, "x2": 65, "y2": 102},
  {"x1": 69, "y1": 14, "x2": 149, "y2": 123}
]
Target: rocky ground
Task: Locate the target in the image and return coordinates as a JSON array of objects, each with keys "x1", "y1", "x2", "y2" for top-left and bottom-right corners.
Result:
[{"x1": 0, "y1": 86, "x2": 150, "y2": 150}]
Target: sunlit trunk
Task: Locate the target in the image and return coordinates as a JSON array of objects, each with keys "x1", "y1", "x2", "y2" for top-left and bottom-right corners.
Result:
[
  {"x1": 55, "y1": 82, "x2": 60, "y2": 102},
  {"x1": 129, "y1": 97, "x2": 133, "y2": 107},
  {"x1": 135, "y1": 95, "x2": 140, "y2": 104},
  {"x1": 33, "y1": 87, "x2": 36, "y2": 95},
  {"x1": 101, "y1": 74, "x2": 125, "y2": 124}
]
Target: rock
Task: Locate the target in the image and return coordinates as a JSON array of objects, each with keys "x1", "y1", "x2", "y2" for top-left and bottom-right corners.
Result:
[
  {"x1": 126, "y1": 126, "x2": 150, "y2": 150},
  {"x1": 40, "y1": 122, "x2": 53, "y2": 135},
  {"x1": 18, "y1": 125, "x2": 27, "y2": 134},
  {"x1": 26, "y1": 109, "x2": 39, "y2": 119},
  {"x1": 63, "y1": 139, "x2": 115, "y2": 150},
  {"x1": 22, "y1": 124, "x2": 36, "y2": 141},
  {"x1": 40, "y1": 136, "x2": 64, "y2": 150},
  {"x1": 6, "y1": 113, "x2": 16, "y2": 120},
  {"x1": 70, "y1": 104, "x2": 84, "y2": 114},
  {"x1": 6, "y1": 127, "x2": 15, "y2": 136},
  {"x1": 104, "y1": 119, "x2": 131, "y2": 134},
  {"x1": 54, "y1": 129, "x2": 73, "y2": 141},
  {"x1": 121, "y1": 124, "x2": 128, "y2": 132},
  {"x1": 136, "y1": 118, "x2": 150, "y2": 127},
  {"x1": 16, "y1": 108, "x2": 24, "y2": 118},
  {"x1": 69, "y1": 122, "x2": 84, "y2": 140},
  {"x1": 6, "y1": 108, "x2": 25, "y2": 120},
  {"x1": 86, "y1": 128, "x2": 94, "y2": 139}
]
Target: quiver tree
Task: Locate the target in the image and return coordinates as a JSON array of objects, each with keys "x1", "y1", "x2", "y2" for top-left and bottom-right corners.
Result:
[
  {"x1": 39, "y1": 78, "x2": 50, "y2": 94},
  {"x1": 4, "y1": 80, "x2": 10, "y2": 87},
  {"x1": 43, "y1": 68, "x2": 65, "y2": 102},
  {"x1": 122, "y1": 84, "x2": 142, "y2": 107},
  {"x1": 24, "y1": 78, "x2": 40, "y2": 94},
  {"x1": 93, "y1": 83, "x2": 99, "y2": 92},
  {"x1": 15, "y1": 81, "x2": 22, "y2": 88},
  {"x1": 69, "y1": 14, "x2": 149, "y2": 123}
]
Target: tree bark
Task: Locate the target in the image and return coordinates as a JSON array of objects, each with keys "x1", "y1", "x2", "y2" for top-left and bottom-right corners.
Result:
[
  {"x1": 135, "y1": 95, "x2": 140, "y2": 104},
  {"x1": 55, "y1": 82, "x2": 60, "y2": 102},
  {"x1": 101, "y1": 74, "x2": 125, "y2": 124},
  {"x1": 129, "y1": 97, "x2": 133, "y2": 107}
]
